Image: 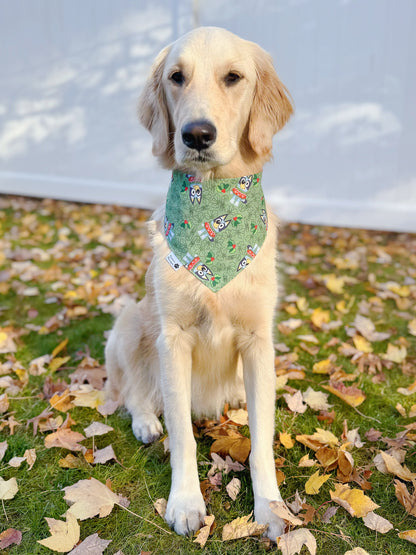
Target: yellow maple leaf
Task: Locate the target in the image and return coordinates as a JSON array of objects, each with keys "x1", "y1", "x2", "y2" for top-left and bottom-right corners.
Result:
[
  {"x1": 387, "y1": 283, "x2": 410, "y2": 297},
  {"x1": 296, "y1": 297, "x2": 308, "y2": 312},
  {"x1": 305, "y1": 470, "x2": 331, "y2": 494},
  {"x1": 71, "y1": 386, "x2": 106, "y2": 409},
  {"x1": 37, "y1": 513, "x2": 80, "y2": 552},
  {"x1": 353, "y1": 335, "x2": 373, "y2": 353},
  {"x1": 309, "y1": 428, "x2": 339, "y2": 447},
  {"x1": 311, "y1": 307, "x2": 330, "y2": 329},
  {"x1": 322, "y1": 274, "x2": 345, "y2": 294},
  {"x1": 409, "y1": 319, "x2": 416, "y2": 337},
  {"x1": 312, "y1": 359, "x2": 333, "y2": 374},
  {"x1": 222, "y1": 513, "x2": 267, "y2": 541},
  {"x1": 330, "y1": 483, "x2": 379, "y2": 517},
  {"x1": 279, "y1": 432, "x2": 294, "y2": 449},
  {"x1": 50, "y1": 389, "x2": 74, "y2": 412}
]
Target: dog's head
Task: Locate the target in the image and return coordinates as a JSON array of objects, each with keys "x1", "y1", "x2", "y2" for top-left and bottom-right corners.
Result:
[{"x1": 138, "y1": 27, "x2": 293, "y2": 173}]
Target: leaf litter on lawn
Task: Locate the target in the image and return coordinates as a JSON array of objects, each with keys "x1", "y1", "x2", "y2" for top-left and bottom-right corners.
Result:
[{"x1": 1, "y1": 197, "x2": 416, "y2": 552}]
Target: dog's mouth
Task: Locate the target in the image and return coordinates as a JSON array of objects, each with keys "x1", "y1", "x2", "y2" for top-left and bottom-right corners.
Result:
[{"x1": 182, "y1": 149, "x2": 216, "y2": 167}]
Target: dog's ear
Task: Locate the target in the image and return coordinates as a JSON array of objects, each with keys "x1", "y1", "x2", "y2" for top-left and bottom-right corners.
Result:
[
  {"x1": 248, "y1": 45, "x2": 293, "y2": 157},
  {"x1": 138, "y1": 46, "x2": 173, "y2": 163}
]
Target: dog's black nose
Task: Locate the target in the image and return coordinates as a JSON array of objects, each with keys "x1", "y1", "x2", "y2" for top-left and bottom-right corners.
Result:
[{"x1": 181, "y1": 120, "x2": 217, "y2": 151}]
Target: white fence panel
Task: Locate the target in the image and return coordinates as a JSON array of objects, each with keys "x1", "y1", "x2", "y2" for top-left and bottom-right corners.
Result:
[{"x1": 0, "y1": 0, "x2": 415, "y2": 231}]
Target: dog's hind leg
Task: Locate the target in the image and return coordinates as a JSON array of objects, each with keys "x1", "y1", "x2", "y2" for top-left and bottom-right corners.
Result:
[{"x1": 105, "y1": 299, "x2": 163, "y2": 444}]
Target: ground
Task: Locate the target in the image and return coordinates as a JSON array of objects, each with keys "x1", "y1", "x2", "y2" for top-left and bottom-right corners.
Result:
[{"x1": 0, "y1": 195, "x2": 416, "y2": 554}]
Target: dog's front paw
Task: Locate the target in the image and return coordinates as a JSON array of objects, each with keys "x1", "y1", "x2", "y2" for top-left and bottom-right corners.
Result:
[
  {"x1": 255, "y1": 497, "x2": 286, "y2": 542},
  {"x1": 131, "y1": 412, "x2": 163, "y2": 444},
  {"x1": 165, "y1": 490, "x2": 206, "y2": 536}
]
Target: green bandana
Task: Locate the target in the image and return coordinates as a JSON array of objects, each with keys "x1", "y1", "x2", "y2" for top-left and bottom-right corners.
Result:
[{"x1": 164, "y1": 170, "x2": 268, "y2": 292}]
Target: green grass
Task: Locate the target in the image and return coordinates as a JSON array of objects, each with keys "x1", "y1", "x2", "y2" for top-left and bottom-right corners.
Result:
[{"x1": 1, "y1": 195, "x2": 416, "y2": 554}]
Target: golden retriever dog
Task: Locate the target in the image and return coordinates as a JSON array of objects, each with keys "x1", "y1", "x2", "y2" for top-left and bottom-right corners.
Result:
[{"x1": 105, "y1": 26, "x2": 293, "y2": 541}]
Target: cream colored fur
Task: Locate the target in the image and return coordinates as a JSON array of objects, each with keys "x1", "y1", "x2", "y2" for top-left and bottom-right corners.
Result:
[{"x1": 105, "y1": 26, "x2": 293, "y2": 541}]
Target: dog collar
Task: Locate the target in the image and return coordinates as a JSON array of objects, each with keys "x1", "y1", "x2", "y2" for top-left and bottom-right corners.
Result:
[{"x1": 164, "y1": 170, "x2": 268, "y2": 291}]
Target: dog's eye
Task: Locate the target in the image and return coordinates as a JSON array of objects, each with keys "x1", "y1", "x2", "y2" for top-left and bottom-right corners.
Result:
[
  {"x1": 170, "y1": 71, "x2": 185, "y2": 85},
  {"x1": 225, "y1": 72, "x2": 242, "y2": 86}
]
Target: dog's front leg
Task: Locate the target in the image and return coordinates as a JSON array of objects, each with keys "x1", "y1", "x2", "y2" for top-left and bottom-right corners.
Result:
[
  {"x1": 241, "y1": 332, "x2": 286, "y2": 541},
  {"x1": 157, "y1": 327, "x2": 206, "y2": 535}
]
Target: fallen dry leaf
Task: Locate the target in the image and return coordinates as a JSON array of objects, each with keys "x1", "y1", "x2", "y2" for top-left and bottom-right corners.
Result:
[
  {"x1": 322, "y1": 273, "x2": 345, "y2": 294},
  {"x1": 381, "y1": 452, "x2": 416, "y2": 481},
  {"x1": 44, "y1": 428, "x2": 86, "y2": 451},
  {"x1": 398, "y1": 529, "x2": 416, "y2": 545},
  {"x1": 84, "y1": 421, "x2": 114, "y2": 438},
  {"x1": 51, "y1": 338, "x2": 69, "y2": 358},
  {"x1": 0, "y1": 393, "x2": 9, "y2": 413},
  {"x1": 0, "y1": 528, "x2": 22, "y2": 549},
  {"x1": 321, "y1": 505, "x2": 339, "y2": 523},
  {"x1": 269, "y1": 501, "x2": 303, "y2": 526},
  {"x1": 24, "y1": 448, "x2": 37, "y2": 470},
  {"x1": 280, "y1": 432, "x2": 295, "y2": 449},
  {"x1": 97, "y1": 398, "x2": 119, "y2": 416},
  {"x1": 286, "y1": 490, "x2": 306, "y2": 514},
  {"x1": 353, "y1": 314, "x2": 390, "y2": 342},
  {"x1": 409, "y1": 319, "x2": 416, "y2": 337},
  {"x1": 362, "y1": 511, "x2": 393, "y2": 533},
  {"x1": 0, "y1": 440, "x2": 7, "y2": 462},
  {"x1": 311, "y1": 307, "x2": 330, "y2": 328},
  {"x1": 50, "y1": 389, "x2": 74, "y2": 412},
  {"x1": 49, "y1": 356, "x2": 71, "y2": 373},
  {"x1": 302, "y1": 387, "x2": 332, "y2": 411},
  {"x1": 37, "y1": 513, "x2": 80, "y2": 552},
  {"x1": 153, "y1": 498, "x2": 167, "y2": 518},
  {"x1": 222, "y1": 513, "x2": 267, "y2": 541},
  {"x1": 8, "y1": 456, "x2": 26, "y2": 468},
  {"x1": 278, "y1": 528, "x2": 317, "y2": 555},
  {"x1": 208, "y1": 452, "x2": 245, "y2": 475},
  {"x1": 381, "y1": 344, "x2": 407, "y2": 363},
  {"x1": 71, "y1": 385, "x2": 106, "y2": 409},
  {"x1": 67, "y1": 533, "x2": 111, "y2": 554},
  {"x1": 394, "y1": 479, "x2": 416, "y2": 516},
  {"x1": 0, "y1": 476, "x2": 18, "y2": 500},
  {"x1": 305, "y1": 471, "x2": 331, "y2": 495},
  {"x1": 64, "y1": 477, "x2": 124, "y2": 520},
  {"x1": 0, "y1": 330, "x2": 17, "y2": 354},
  {"x1": 397, "y1": 379, "x2": 416, "y2": 396},
  {"x1": 226, "y1": 477, "x2": 241, "y2": 501},
  {"x1": 353, "y1": 335, "x2": 373, "y2": 354},
  {"x1": 93, "y1": 444, "x2": 117, "y2": 464},
  {"x1": 323, "y1": 381, "x2": 366, "y2": 408},
  {"x1": 59, "y1": 453, "x2": 84, "y2": 469},
  {"x1": 312, "y1": 359, "x2": 334, "y2": 374},
  {"x1": 193, "y1": 514, "x2": 215, "y2": 548},
  {"x1": 298, "y1": 454, "x2": 316, "y2": 468},
  {"x1": 283, "y1": 390, "x2": 307, "y2": 414},
  {"x1": 330, "y1": 483, "x2": 379, "y2": 517},
  {"x1": 210, "y1": 434, "x2": 251, "y2": 463},
  {"x1": 226, "y1": 408, "x2": 248, "y2": 426},
  {"x1": 344, "y1": 548, "x2": 370, "y2": 555}
]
